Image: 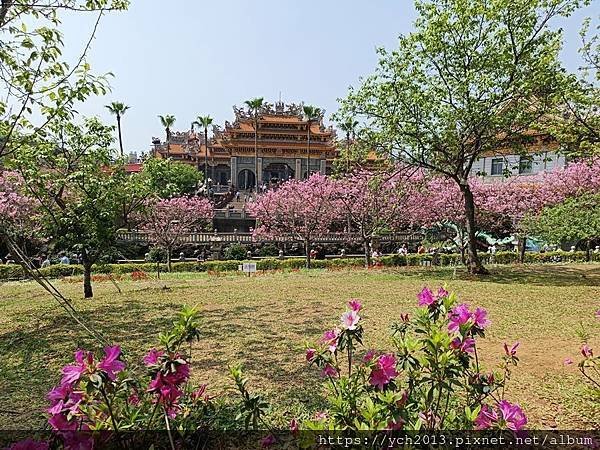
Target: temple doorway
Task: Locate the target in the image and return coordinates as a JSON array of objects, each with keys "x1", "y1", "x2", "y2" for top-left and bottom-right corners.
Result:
[
  {"x1": 263, "y1": 163, "x2": 295, "y2": 183},
  {"x1": 237, "y1": 169, "x2": 256, "y2": 190}
]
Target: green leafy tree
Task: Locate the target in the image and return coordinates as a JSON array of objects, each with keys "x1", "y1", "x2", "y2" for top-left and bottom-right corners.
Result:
[
  {"x1": 548, "y1": 17, "x2": 599, "y2": 158},
  {"x1": 158, "y1": 115, "x2": 176, "y2": 158},
  {"x1": 141, "y1": 158, "x2": 203, "y2": 199},
  {"x1": 336, "y1": 0, "x2": 585, "y2": 274},
  {"x1": 244, "y1": 97, "x2": 264, "y2": 191},
  {"x1": 528, "y1": 193, "x2": 600, "y2": 260},
  {"x1": 12, "y1": 117, "x2": 129, "y2": 298},
  {"x1": 105, "y1": 101, "x2": 130, "y2": 157},
  {"x1": 302, "y1": 105, "x2": 321, "y2": 179},
  {"x1": 0, "y1": 0, "x2": 129, "y2": 161}
]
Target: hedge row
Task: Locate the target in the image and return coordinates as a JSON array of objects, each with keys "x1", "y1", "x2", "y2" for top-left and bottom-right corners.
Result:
[{"x1": 0, "y1": 251, "x2": 598, "y2": 280}]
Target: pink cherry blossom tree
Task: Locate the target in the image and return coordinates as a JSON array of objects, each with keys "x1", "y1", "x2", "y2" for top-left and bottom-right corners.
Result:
[
  {"x1": 247, "y1": 173, "x2": 339, "y2": 268},
  {"x1": 335, "y1": 171, "x2": 413, "y2": 267},
  {"x1": 0, "y1": 170, "x2": 39, "y2": 250},
  {"x1": 137, "y1": 196, "x2": 213, "y2": 272}
]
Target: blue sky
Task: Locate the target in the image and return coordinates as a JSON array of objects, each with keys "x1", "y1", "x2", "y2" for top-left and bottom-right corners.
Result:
[{"x1": 62, "y1": 0, "x2": 597, "y2": 154}]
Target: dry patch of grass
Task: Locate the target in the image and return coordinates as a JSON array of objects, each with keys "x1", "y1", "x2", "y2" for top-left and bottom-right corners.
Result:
[{"x1": 0, "y1": 264, "x2": 598, "y2": 429}]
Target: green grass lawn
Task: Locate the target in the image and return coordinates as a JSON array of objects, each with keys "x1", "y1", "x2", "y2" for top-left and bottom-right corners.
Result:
[{"x1": 0, "y1": 264, "x2": 598, "y2": 429}]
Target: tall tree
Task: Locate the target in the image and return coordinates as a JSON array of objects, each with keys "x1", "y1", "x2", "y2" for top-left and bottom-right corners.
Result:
[
  {"x1": 248, "y1": 174, "x2": 339, "y2": 268},
  {"x1": 194, "y1": 115, "x2": 213, "y2": 191},
  {"x1": 12, "y1": 117, "x2": 129, "y2": 298},
  {"x1": 339, "y1": 119, "x2": 358, "y2": 173},
  {"x1": 137, "y1": 197, "x2": 213, "y2": 272},
  {"x1": 337, "y1": 0, "x2": 583, "y2": 274},
  {"x1": 0, "y1": 1, "x2": 129, "y2": 162},
  {"x1": 303, "y1": 105, "x2": 321, "y2": 179},
  {"x1": 141, "y1": 158, "x2": 203, "y2": 199},
  {"x1": 105, "y1": 102, "x2": 130, "y2": 157},
  {"x1": 158, "y1": 115, "x2": 176, "y2": 159},
  {"x1": 336, "y1": 171, "x2": 411, "y2": 267},
  {"x1": 245, "y1": 97, "x2": 264, "y2": 191},
  {"x1": 528, "y1": 193, "x2": 600, "y2": 261}
]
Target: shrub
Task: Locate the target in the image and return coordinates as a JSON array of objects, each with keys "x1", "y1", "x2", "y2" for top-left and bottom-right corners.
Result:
[
  {"x1": 303, "y1": 288, "x2": 525, "y2": 431},
  {"x1": 148, "y1": 246, "x2": 167, "y2": 263},
  {"x1": 258, "y1": 244, "x2": 279, "y2": 257},
  {"x1": 224, "y1": 243, "x2": 248, "y2": 261}
]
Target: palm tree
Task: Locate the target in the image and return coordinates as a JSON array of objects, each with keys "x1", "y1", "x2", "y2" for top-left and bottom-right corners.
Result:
[
  {"x1": 193, "y1": 115, "x2": 213, "y2": 191},
  {"x1": 303, "y1": 105, "x2": 321, "y2": 179},
  {"x1": 244, "y1": 97, "x2": 264, "y2": 192},
  {"x1": 105, "y1": 101, "x2": 130, "y2": 157},
  {"x1": 158, "y1": 115, "x2": 176, "y2": 158},
  {"x1": 339, "y1": 119, "x2": 358, "y2": 173}
]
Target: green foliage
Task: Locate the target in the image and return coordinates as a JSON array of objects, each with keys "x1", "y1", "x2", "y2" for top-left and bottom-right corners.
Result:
[
  {"x1": 528, "y1": 194, "x2": 600, "y2": 247},
  {"x1": 159, "y1": 305, "x2": 201, "y2": 352},
  {"x1": 257, "y1": 244, "x2": 279, "y2": 257},
  {"x1": 0, "y1": 0, "x2": 129, "y2": 161},
  {"x1": 230, "y1": 364, "x2": 270, "y2": 430},
  {"x1": 148, "y1": 246, "x2": 167, "y2": 263},
  {"x1": 224, "y1": 244, "x2": 248, "y2": 261},
  {"x1": 141, "y1": 158, "x2": 203, "y2": 198}
]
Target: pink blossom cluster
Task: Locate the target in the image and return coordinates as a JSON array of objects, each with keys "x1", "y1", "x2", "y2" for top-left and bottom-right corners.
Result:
[
  {"x1": 248, "y1": 173, "x2": 340, "y2": 242},
  {"x1": 475, "y1": 401, "x2": 527, "y2": 431},
  {"x1": 341, "y1": 299, "x2": 362, "y2": 330},
  {"x1": 137, "y1": 196, "x2": 213, "y2": 248},
  {"x1": 0, "y1": 170, "x2": 37, "y2": 229},
  {"x1": 47, "y1": 346, "x2": 125, "y2": 430},
  {"x1": 144, "y1": 348, "x2": 191, "y2": 418},
  {"x1": 417, "y1": 286, "x2": 448, "y2": 307},
  {"x1": 369, "y1": 354, "x2": 399, "y2": 390}
]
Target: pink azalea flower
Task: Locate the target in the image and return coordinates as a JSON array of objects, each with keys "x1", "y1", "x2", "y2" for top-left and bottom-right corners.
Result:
[
  {"x1": 290, "y1": 417, "x2": 299, "y2": 434},
  {"x1": 7, "y1": 439, "x2": 50, "y2": 450},
  {"x1": 595, "y1": 309, "x2": 600, "y2": 319},
  {"x1": 474, "y1": 404, "x2": 498, "y2": 430},
  {"x1": 417, "y1": 287, "x2": 436, "y2": 307},
  {"x1": 436, "y1": 287, "x2": 449, "y2": 299},
  {"x1": 451, "y1": 337, "x2": 475, "y2": 353},
  {"x1": 191, "y1": 384, "x2": 209, "y2": 401},
  {"x1": 143, "y1": 348, "x2": 164, "y2": 366},
  {"x1": 260, "y1": 434, "x2": 276, "y2": 448},
  {"x1": 341, "y1": 310, "x2": 360, "y2": 330},
  {"x1": 320, "y1": 364, "x2": 338, "y2": 378},
  {"x1": 369, "y1": 354, "x2": 398, "y2": 389},
  {"x1": 314, "y1": 411, "x2": 328, "y2": 421},
  {"x1": 448, "y1": 303, "x2": 472, "y2": 333},
  {"x1": 503, "y1": 341, "x2": 520, "y2": 357},
  {"x1": 48, "y1": 412, "x2": 78, "y2": 431},
  {"x1": 47, "y1": 384, "x2": 72, "y2": 404},
  {"x1": 472, "y1": 307, "x2": 491, "y2": 329},
  {"x1": 563, "y1": 358, "x2": 573, "y2": 366},
  {"x1": 97, "y1": 345, "x2": 126, "y2": 381},
  {"x1": 581, "y1": 344, "x2": 593, "y2": 358},
  {"x1": 128, "y1": 392, "x2": 141, "y2": 406},
  {"x1": 306, "y1": 348, "x2": 316, "y2": 362},
  {"x1": 60, "y1": 349, "x2": 93, "y2": 385},
  {"x1": 363, "y1": 349, "x2": 376, "y2": 363},
  {"x1": 348, "y1": 299, "x2": 362, "y2": 312},
  {"x1": 498, "y1": 400, "x2": 527, "y2": 431},
  {"x1": 386, "y1": 418, "x2": 404, "y2": 430},
  {"x1": 320, "y1": 328, "x2": 341, "y2": 353}
]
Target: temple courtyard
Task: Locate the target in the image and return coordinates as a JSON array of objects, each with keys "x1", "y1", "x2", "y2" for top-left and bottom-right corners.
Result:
[{"x1": 0, "y1": 264, "x2": 598, "y2": 430}]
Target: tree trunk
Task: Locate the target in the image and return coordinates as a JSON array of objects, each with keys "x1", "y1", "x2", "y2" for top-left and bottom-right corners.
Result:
[
  {"x1": 363, "y1": 239, "x2": 371, "y2": 268},
  {"x1": 458, "y1": 182, "x2": 488, "y2": 275},
  {"x1": 305, "y1": 239, "x2": 311, "y2": 269},
  {"x1": 117, "y1": 115, "x2": 124, "y2": 157},
  {"x1": 81, "y1": 251, "x2": 93, "y2": 298},
  {"x1": 518, "y1": 235, "x2": 527, "y2": 263},
  {"x1": 167, "y1": 248, "x2": 172, "y2": 272},
  {"x1": 586, "y1": 238, "x2": 591, "y2": 262}
]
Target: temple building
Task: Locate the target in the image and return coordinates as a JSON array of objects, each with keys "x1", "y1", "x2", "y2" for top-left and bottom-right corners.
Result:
[{"x1": 151, "y1": 101, "x2": 338, "y2": 190}]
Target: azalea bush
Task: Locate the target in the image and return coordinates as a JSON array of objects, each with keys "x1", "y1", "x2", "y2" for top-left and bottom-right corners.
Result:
[
  {"x1": 303, "y1": 288, "x2": 526, "y2": 431},
  {"x1": 566, "y1": 309, "x2": 600, "y2": 396}
]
